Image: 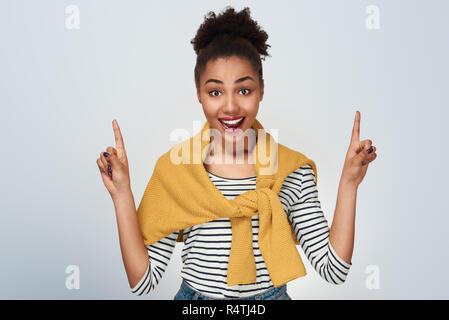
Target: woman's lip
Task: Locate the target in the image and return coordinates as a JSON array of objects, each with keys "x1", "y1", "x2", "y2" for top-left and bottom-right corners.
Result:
[{"x1": 219, "y1": 116, "x2": 245, "y2": 121}]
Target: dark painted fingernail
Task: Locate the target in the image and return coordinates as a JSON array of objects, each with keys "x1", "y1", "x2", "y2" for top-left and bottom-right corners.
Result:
[
  {"x1": 367, "y1": 147, "x2": 373, "y2": 154},
  {"x1": 103, "y1": 152, "x2": 109, "y2": 157}
]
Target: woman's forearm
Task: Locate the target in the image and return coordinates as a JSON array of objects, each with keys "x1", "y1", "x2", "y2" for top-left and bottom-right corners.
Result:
[
  {"x1": 329, "y1": 179, "x2": 358, "y2": 265},
  {"x1": 112, "y1": 189, "x2": 149, "y2": 288}
]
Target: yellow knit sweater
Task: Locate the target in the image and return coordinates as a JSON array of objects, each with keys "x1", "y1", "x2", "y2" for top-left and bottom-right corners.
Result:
[{"x1": 136, "y1": 118, "x2": 318, "y2": 287}]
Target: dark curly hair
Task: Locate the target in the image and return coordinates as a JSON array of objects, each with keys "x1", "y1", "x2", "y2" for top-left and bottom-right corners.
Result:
[{"x1": 191, "y1": 6, "x2": 271, "y2": 90}]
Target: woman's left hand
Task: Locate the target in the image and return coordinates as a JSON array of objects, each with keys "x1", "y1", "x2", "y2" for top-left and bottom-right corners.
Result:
[{"x1": 340, "y1": 111, "x2": 377, "y2": 187}]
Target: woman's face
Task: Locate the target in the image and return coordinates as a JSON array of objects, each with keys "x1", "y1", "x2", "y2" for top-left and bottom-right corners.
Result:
[{"x1": 196, "y1": 55, "x2": 264, "y2": 156}]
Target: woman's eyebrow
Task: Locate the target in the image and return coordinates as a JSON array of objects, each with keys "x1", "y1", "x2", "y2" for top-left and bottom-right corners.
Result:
[{"x1": 204, "y1": 76, "x2": 255, "y2": 85}]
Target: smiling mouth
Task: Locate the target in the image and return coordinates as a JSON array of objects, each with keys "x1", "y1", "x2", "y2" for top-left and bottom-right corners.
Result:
[{"x1": 218, "y1": 117, "x2": 245, "y2": 130}]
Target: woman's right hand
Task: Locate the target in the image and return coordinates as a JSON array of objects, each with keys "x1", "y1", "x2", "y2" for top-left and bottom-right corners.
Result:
[{"x1": 97, "y1": 120, "x2": 131, "y2": 199}]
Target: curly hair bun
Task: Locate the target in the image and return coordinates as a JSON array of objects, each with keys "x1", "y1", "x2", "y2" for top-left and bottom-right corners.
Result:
[{"x1": 191, "y1": 6, "x2": 270, "y2": 59}]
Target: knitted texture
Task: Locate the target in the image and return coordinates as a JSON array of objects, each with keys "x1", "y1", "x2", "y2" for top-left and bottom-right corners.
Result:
[{"x1": 136, "y1": 118, "x2": 318, "y2": 287}]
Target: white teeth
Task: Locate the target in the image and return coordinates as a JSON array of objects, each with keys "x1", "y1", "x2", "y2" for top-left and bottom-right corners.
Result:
[{"x1": 221, "y1": 117, "x2": 244, "y2": 125}]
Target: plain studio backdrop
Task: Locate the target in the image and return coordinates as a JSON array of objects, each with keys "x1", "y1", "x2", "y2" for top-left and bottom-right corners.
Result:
[{"x1": 0, "y1": 0, "x2": 448, "y2": 299}]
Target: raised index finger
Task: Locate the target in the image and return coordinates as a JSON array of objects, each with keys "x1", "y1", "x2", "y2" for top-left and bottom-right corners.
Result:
[
  {"x1": 112, "y1": 119, "x2": 126, "y2": 152},
  {"x1": 351, "y1": 110, "x2": 361, "y2": 143}
]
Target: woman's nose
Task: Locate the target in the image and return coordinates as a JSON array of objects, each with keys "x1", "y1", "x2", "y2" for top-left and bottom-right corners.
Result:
[{"x1": 222, "y1": 96, "x2": 240, "y2": 114}]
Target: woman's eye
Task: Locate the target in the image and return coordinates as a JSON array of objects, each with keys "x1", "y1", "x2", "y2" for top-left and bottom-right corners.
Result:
[
  {"x1": 239, "y1": 89, "x2": 251, "y2": 95},
  {"x1": 209, "y1": 90, "x2": 221, "y2": 97}
]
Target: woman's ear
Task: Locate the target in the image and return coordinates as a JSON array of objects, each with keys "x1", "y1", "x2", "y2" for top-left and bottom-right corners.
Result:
[
  {"x1": 259, "y1": 80, "x2": 264, "y2": 102},
  {"x1": 196, "y1": 87, "x2": 201, "y2": 104}
]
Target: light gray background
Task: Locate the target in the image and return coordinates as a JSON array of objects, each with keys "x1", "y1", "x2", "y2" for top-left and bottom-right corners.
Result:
[{"x1": 0, "y1": 0, "x2": 448, "y2": 299}]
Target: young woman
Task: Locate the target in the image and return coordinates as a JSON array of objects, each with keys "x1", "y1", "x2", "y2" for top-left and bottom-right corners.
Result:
[{"x1": 96, "y1": 6, "x2": 377, "y2": 300}]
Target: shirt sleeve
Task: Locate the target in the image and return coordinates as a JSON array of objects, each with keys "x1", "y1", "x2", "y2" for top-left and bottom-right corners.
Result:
[
  {"x1": 130, "y1": 230, "x2": 179, "y2": 295},
  {"x1": 280, "y1": 165, "x2": 352, "y2": 285}
]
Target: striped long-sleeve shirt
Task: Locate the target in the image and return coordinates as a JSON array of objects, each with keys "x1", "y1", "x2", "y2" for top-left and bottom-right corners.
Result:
[{"x1": 131, "y1": 164, "x2": 352, "y2": 298}]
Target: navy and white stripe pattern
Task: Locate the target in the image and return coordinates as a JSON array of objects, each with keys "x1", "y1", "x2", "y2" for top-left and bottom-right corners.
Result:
[{"x1": 131, "y1": 165, "x2": 352, "y2": 297}]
